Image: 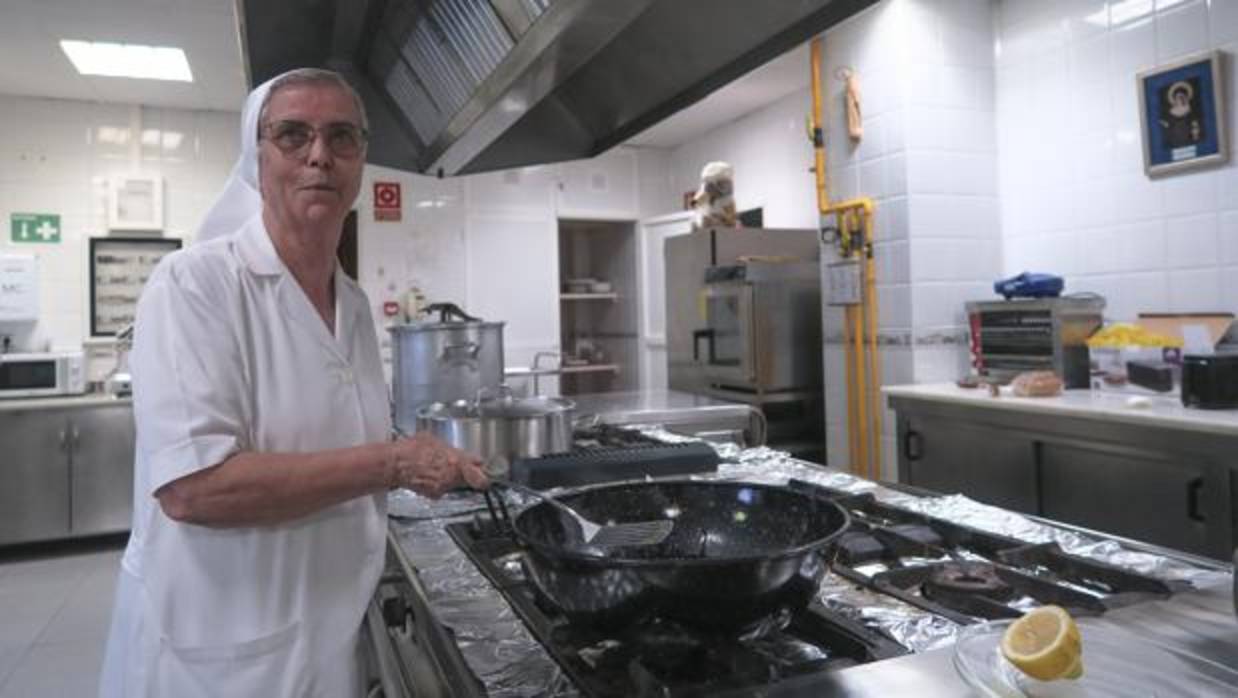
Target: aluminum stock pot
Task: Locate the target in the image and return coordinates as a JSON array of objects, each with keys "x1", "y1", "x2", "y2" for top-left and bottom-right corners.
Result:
[
  {"x1": 415, "y1": 388, "x2": 574, "y2": 475},
  {"x1": 389, "y1": 303, "x2": 504, "y2": 432}
]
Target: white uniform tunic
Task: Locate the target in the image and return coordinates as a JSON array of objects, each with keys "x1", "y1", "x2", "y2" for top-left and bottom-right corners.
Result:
[{"x1": 99, "y1": 217, "x2": 390, "y2": 697}]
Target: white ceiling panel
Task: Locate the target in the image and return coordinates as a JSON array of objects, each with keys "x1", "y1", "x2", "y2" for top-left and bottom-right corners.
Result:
[{"x1": 0, "y1": 0, "x2": 246, "y2": 111}]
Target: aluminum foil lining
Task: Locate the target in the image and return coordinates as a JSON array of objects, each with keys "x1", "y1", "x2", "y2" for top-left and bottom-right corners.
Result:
[
  {"x1": 892, "y1": 494, "x2": 1229, "y2": 587},
  {"x1": 387, "y1": 427, "x2": 1228, "y2": 691},
  {"x1": 389, "y1": 506, "x2": 577, "y2": 697},
  {"x1": 818, "y1": 571, "x2": 960, "y2": 653}
]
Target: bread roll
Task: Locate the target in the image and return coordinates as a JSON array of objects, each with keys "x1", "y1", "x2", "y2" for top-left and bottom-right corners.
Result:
[{"x1": 1011, "y1": 371, "x2": 1063, "y2": 397}]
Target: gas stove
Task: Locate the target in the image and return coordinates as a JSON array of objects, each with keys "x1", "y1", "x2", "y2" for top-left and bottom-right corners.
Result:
[
  {"x1": 423, "y1": 477, "x2": 1197, "y2": 697},
  {"x1": 444, "y1": 517, "x2": 907, "y2": 697}
]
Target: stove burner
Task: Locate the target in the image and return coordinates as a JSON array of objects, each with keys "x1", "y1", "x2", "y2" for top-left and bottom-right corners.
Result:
[{"x1": 922, "y1": 562, "x2": 1016, "y2": 603}]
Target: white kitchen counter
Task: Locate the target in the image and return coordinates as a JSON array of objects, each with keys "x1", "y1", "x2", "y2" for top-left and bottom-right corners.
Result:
[
  {"x1": 0, "y1": 393, "x2": 132, "y2": 411},
  {"x1": 883, "y1": 383, "x2": 1238, "y2": 437}
]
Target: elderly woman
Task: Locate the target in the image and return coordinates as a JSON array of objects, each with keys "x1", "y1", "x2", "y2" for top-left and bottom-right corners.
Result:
[{"x1": 98, "y1": 68, "x2": 486, "y2": 697}]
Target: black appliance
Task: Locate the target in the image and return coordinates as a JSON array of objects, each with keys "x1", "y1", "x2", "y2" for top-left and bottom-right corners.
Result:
[
  {"x1": 1181, "y1": 353, "x2": 1238, "y2": 409},
  {"x1": 509, "y1": 424, "x2": 720, "y2": 488}
]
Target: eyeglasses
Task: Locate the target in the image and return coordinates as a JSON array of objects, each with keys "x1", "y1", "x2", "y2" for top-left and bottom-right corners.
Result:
[{"x1": 260, "y1": 120, "x2": 368, "y2": 159}]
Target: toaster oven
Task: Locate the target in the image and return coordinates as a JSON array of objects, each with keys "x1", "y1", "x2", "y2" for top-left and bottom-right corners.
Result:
[{"x1": 965, "y1": 297, "x2": 1104, "y2": 388}]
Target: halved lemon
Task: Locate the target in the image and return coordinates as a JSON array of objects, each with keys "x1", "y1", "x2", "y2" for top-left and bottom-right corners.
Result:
[{"x1": 1000, "y1": 605, "x2": 1083, "y2": 681}]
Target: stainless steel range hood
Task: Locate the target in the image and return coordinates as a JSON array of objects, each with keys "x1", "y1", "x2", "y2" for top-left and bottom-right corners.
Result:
[{"x1": 238, "y1": 0, "x2": 876, "y2": 176}]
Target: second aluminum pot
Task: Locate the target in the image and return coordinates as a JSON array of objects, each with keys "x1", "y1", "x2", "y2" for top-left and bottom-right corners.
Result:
[{"x1": 416, "y1": 391, "x2": 574, "y2": 474}]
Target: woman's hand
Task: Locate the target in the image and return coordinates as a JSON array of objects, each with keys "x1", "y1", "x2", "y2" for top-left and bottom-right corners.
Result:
[{"x1": 388, "y1": 432, "x2": 489, "y2": 498}]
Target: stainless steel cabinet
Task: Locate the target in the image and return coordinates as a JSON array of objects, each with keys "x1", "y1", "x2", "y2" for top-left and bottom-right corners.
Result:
[
  {"x1": 0, "y1": 410, "x2": 72, "y2": 545},
  {"x1": 899, "y1": 415, "x2": 1038, "y2": 515},
  {"x1": 69, "y1": 403, "x2": 136, "y2": 535},
  {"x1": 890, "y1": 396, "x2": 1235, "y2": 560},
  {"x1": 1039, "y1": 443, "x2": 1223, "y2": 558},
  {"x1": 0, "y1": 400, "x2": 134, "y2": 545}
]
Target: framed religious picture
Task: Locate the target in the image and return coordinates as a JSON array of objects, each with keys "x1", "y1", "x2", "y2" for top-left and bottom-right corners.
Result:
[{"x1": 1138, "y1": 51, "x2": 1228, "y2": 177}]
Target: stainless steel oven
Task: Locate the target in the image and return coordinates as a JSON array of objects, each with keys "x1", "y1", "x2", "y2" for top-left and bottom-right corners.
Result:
[
  {"x1": 690, "y1": 260, "x2": 821, "y2": 394},
  {"x1": 696, "y1": 282, "x2": 755, "y2": 387},
  {"x1": 664, "y1": 227, "x2": 824, "y2": 459}
]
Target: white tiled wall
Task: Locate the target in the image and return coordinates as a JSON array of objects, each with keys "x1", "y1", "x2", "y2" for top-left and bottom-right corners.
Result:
[
  {"x1": 665, "y1": 89, "x2": 819, "y2": 229},
  {"x1": 654, "y1": 0, "x2": 1002, "y2": 476},
  {"x1": 995, "y1": 0, "x2": 1238, "y2": 321},
  {"x1": 0, "y1": 94, "x2": 237, "y2": 361},
  {"x1": 812, "y1": 0, "x2": 1000, "y2": 476},
  {"x1": 357, "y1": 146, "x2": 670, "y2": 387}
]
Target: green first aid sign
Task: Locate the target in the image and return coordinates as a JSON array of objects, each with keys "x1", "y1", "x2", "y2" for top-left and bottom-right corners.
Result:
[{"x1": 11, "y1": 213, "x2": 61, "y2": 243}]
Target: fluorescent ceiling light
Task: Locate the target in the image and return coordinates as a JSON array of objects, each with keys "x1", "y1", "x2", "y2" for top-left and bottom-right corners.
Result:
[{"x1": 60, "y1": 40, "x2": 193, "y2": 82}]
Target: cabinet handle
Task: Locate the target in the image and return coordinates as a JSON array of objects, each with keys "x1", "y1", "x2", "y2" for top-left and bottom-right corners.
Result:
[
  {"x1": 1186, "y1": 478, "x2": 1205, "y2": 523},
  {"x1": 58, "y1": 427, "x2": 68, "y2": 452},
  {"x1": 692, "y1": 329, "x2": 716, "y2": 363},
  {"x1": 904, "y1": 430, "x2": 923, "y2": 461},
  {"x1": 70, "y1": 425, "x2": 80, "y2": 450}
]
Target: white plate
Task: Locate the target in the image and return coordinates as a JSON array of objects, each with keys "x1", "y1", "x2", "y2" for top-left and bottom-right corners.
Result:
[{"x1": 953, "y1": 619, "x2": 1238, "y2": 697}]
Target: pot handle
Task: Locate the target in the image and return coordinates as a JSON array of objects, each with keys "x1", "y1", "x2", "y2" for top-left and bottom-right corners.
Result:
[
  {"x1": 440, "y1": 341, "x2": 481, "y2": 362},
  {"x1": 475, "y1": 384, "x2": 514, "y2": 405},
  {"x1": 423, "y1": 302, "x2": 479, "y2": 323}
]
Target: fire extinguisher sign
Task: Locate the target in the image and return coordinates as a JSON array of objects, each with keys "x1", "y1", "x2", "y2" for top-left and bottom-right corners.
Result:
[{"x1": 373, "y1": 181, "x2": 402, "y2": 222}]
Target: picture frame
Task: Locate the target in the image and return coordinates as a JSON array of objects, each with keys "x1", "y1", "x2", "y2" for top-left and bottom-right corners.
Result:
[
  {"x1": 89, "y1": 236, "x2": 181, "y2": 336},
  {"x1": 107, "y1": 173, "x2": 164, "y2": 231},
  {"x1": 1137, "y1": 50, "x2": 1229, "y2": 177}
]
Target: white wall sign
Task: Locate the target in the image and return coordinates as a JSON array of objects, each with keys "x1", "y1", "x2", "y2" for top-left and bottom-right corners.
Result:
[
  {"x1": 0, "y1": 254, "x2": 40, "y2": 321},
  {"x1": 108, "y1": 174, "x2": 164, "y2": 231}
]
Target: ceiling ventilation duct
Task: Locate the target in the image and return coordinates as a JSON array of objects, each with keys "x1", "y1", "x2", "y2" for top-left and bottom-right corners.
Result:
[{"x1": 238, "y1": 0, "x2": 876, "y2": 175}]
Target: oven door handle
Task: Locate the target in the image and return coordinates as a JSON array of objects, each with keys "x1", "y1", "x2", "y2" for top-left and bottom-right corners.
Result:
[{"x1": 692, "y1": 329, "x2": 716, "y2": 364}]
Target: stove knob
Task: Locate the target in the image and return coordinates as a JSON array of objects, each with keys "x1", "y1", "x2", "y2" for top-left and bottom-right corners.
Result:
[{"x1": 382, "y1": 596, "x2": 409, "y2": 629}]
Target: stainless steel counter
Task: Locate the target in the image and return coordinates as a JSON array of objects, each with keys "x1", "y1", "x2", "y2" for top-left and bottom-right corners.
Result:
[
  {"x1": 570, "y1": 389, "x2": 752, "y2": 424},
  {"x1": 750, "y1": 577, "x2": 1238, "y2": 697},
  {"x1": 0, "y1": 393, "x2": 132, "y2": 411},
  {"x1": 885, "y1": 383, "x2": 1238, "y2": 437}
]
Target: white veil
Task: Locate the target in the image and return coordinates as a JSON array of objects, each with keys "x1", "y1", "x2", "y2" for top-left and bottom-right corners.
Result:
[{"x1": 194, "y1": 72, "x2": 286, "y2": 243}]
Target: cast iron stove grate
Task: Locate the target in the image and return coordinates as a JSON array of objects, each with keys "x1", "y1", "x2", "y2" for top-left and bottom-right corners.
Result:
[
  {"x1": 445, "y1": 516, "x2": 907, "y2": 697},
  {"x1": 785, "y1": 480, "x2": 1184, "y2": 625}
]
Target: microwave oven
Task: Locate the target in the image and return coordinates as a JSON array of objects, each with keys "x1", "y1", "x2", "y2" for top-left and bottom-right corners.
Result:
[{"x1": 0, "y1": 351, "x2": 86, "y2": 398}]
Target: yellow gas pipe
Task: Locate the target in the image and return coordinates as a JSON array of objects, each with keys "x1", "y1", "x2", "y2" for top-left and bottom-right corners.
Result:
[{"x1": 809, "y1": 36, "x2": 882, "y2": 480}]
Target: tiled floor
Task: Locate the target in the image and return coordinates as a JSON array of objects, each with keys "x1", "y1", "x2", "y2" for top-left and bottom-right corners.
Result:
[{"x1": 0, "y1": 538, "x2": 125, "y2": 698}]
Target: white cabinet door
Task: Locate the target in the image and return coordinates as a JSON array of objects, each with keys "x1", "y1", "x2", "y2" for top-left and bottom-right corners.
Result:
[
  {"x1": 465, "y1": 211, "x2": 561, "y2": 393},
  {"x1": 556, "y1": 148, "x2": 639, "y2": 220},
  {"x1": 636, "y1": 212, "x2": 694, "y2": 391}
]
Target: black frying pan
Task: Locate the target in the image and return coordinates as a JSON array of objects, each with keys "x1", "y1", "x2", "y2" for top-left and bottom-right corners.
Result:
[{"x1": 509, "y1": 479, "x2": 850, "y2": 633}]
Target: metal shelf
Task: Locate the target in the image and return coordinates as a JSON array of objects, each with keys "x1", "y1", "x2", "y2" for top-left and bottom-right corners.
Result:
[{"x1": 560, "y1": 292, "x2": 618, "y2": 301}]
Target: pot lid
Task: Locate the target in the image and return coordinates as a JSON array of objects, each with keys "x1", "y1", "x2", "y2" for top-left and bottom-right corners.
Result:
[
  {"x1": 417, "y1": 395, "x2": 573, "y2": 419},
  {"x1": 477, "y1": 394, "x2": 573, "y2": 418}
]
